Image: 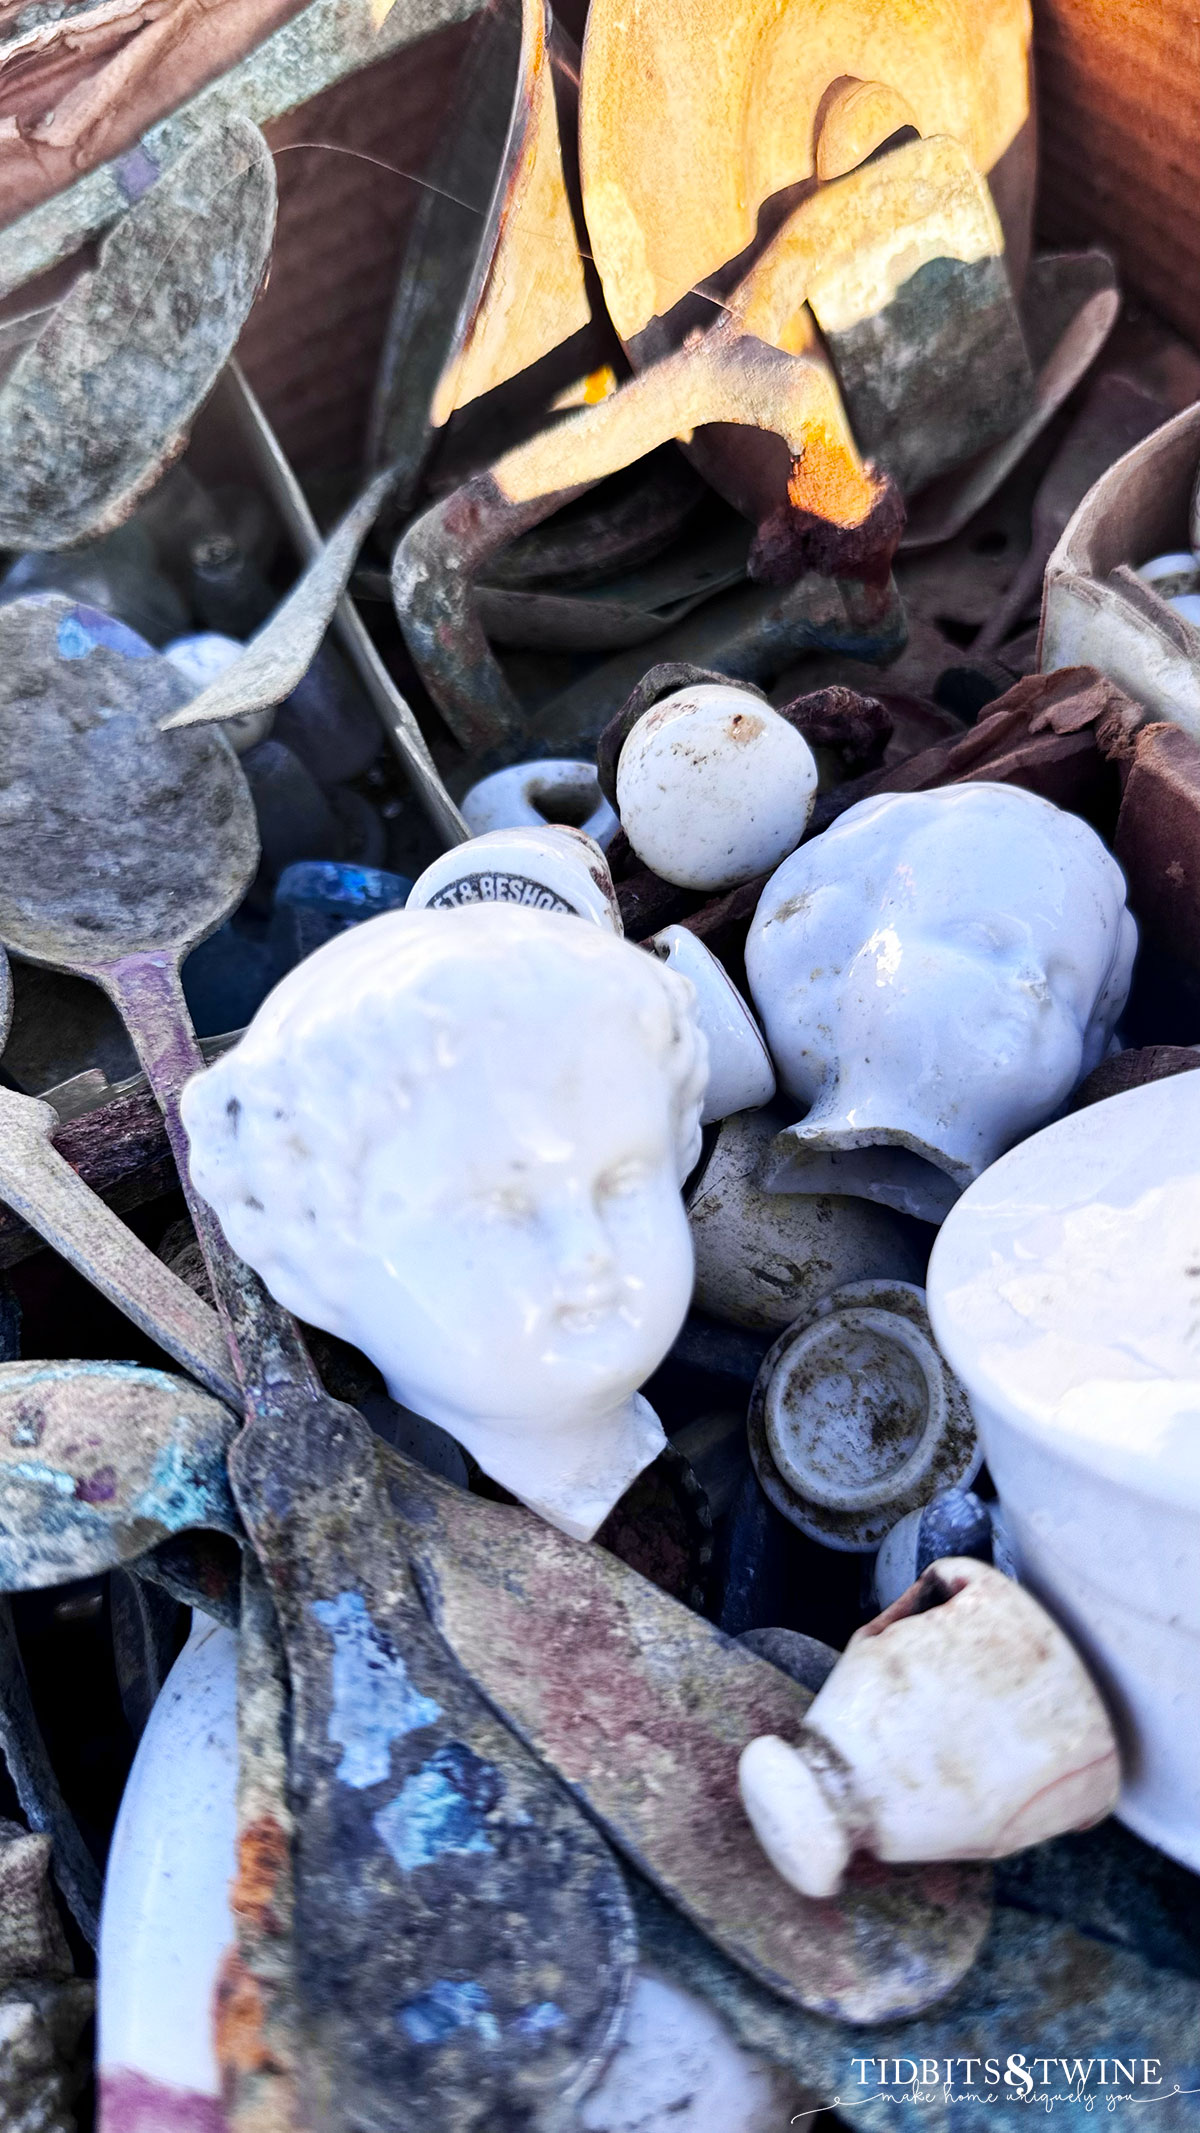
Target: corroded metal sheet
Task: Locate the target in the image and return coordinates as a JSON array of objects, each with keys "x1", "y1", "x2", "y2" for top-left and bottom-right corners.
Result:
[{"x1": 383, "y1": 1446, "x2": 993, "y2": 2025}]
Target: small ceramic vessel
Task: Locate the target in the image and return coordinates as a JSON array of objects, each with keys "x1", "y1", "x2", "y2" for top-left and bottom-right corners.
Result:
[
  {"x1": 739, "y1": 1558, "x2": 1120, "y2": 1899},
  {"x1": 409, "y1": 823, "x2": 623, "y2": 933},
  {"x1": 747, "y1": 783, "x2": 1135, "y2": 1217},
  {"x1": 461, "y1": 759, "x2": 619, "y2": 848},
  {"x1": 181, "y1": 902, "x2": 708, "y2": 1539},
  {"x1": 686, "y1": 1107, "x2": 926, "y2": 1331},
  {"x1": 927, "y1": 1069, "x2": 1200, "y2": 1872},
  {"x1": 646, "y1": 925, "x2": 774, "y2": 1124},
  {"x1": 746, "y1": 1279, "x2": 980, "y2": 1550},
  {"x1": 616, "y1": 684, "x2": 818, "y2": 892}
]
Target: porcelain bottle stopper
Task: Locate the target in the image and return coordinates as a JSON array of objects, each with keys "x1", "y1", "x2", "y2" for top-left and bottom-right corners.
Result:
[
  {"x1": 746, "y1": 1279, "x2": 979, "y2": 1550},
  {"x1": 739, "y1": 1558, "x2": 1121, "y2": 1899},
  {"x1": 181, "y1": 902, "x2": 707, "y2": 1540},
  {"x1": 616, "y1": 684, "x2": 819, "y2": 892},
  {"x1": 462, "y1": 759, "x2": 619, "y2": 849},
  {"x1": 408, "y1": 823, "x2": 623, "y2": 933},
  {"x1": 747, "y1": 783, "x2": 1136, "y2": 1217},
  {"x1": 686, "y1": 1107, "x2": 927, "y2": 1332},
  {"x1": 646, "y1": 925, "x2": 775, "y2": 1124}
]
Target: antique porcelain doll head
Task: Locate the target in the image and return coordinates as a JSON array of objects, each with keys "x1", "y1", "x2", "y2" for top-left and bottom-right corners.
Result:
[
  {"x1": 180, "y1": 903, "x2": 707, "y2": 1538},
  {"x1": 746, "y1": 784, "x2": 1136, "y2": 1219}
]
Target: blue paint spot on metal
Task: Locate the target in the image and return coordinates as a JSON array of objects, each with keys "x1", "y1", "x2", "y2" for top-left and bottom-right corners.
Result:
[
  {"x1": 8, "y1": 1460, "x2": 75, "y2": 1497},
  {"x1": 56, "y1": 608, "x2": 156, "y2": 662},
  {"x1": 514, "y1": 2001, "x2": 566, "y2": 2037},
  {"x1": 115, "y1": 144, "x2": 160, "y2": 202},
  {"x1": 311, "y1": 1590, "x2": 441, "y2": 1788},
  {"x1": 134, "y1": 1435, "x2": 236, "y2": 1532},
  {"x1": 396, "y1": 1979, "x2": 500, "y2": 2047},
  {"x1": 373, "y1": 1743, "x2": 497, "y2": 1872}
]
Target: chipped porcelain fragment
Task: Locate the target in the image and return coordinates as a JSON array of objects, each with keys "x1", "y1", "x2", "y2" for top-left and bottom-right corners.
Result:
[
  {"x1": 180, "y1": 903, "x2": 708, "y2": 1539},
  {"x1": 646, "y1": 925, "x2": 774, "y2": 1124},
  {"x1": 408, "y1": 823, "x2": 622, "y2": 932},
  {"x1": 739, "y1": 1559, "x2": 1120, "y2": 1899},
  {"x1": 579, "y1": 1970, "x2": 814, "y2": 2133},
  {"x1": 616, "y1": 684, "x2": 818, "y2": 892},
  {"x1": 461, "y1": 759, "x2": 619, "y2": 848},
  {"x1": 747, "y1": 784, "x2": 1136, "y2": 1215},
  {"x1": 686, "y1": 1107, "x2": 925, "y2": 1331}
]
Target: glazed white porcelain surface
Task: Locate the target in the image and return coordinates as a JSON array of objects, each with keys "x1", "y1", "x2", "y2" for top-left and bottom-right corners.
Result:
[
  {"x1": 616, "y1": 685, "x2": 818, "y2": 892},
  {"x1": 461, "y1": 760, "x2": 619, "y2": 849},
  {"x1": 98, "y1": 1615, "x2": 236, "y2": 2122},
  {"x1": 181, "y1": 903, "x2": 708, "y2": 1539},
  {"x1": 686, "y1": 1108, "x2": 926, "y2": 1332},
  {"x1": 747, "y1": 784, "x2": 1135, "y2": 1209},
  {"x1": 646, "y1": 926, "x2": 775, "y2": 1124},
  {"x1": 739, "y1": 1559, "x2": 1119, "y2": 1899},
  {"x1": 164, "y1": 633, "x2": 269, "y2": 754},
  {"x1": 579, "y1": 1971, "x2": 803, "y2": 2133},
  {"x1": 927, "y1": 1071, "x2": 1200, "y2": 1870},
  {"x1": 409, "y1": 824, "x2": 622, "y2": 933}
]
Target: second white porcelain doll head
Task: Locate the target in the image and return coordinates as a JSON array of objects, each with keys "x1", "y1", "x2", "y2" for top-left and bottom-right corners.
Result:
[
  {"x1": 180, "y1": 903, "x2": 707, "y2": 1539},
  {"x1": 746, "y1": 784, "x2": 1136, "y2": 1216}
]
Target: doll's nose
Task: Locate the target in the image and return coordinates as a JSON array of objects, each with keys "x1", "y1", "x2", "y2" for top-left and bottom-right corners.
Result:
[{"x1": 546, "y1": 1202, "x2": 620, "y2": 1311}]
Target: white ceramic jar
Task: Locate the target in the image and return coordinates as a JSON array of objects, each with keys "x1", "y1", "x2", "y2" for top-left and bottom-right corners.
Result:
[{"x1": 927, "y1": 1071, "x2": 1200, "y2": 1871}]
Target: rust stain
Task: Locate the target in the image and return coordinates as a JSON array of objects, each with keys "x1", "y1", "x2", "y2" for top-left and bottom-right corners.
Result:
[
  {"x1": 215, "y1": 1950, "x2": 277, "y2": 2078},
  {"x1": 230, "y1": 1815, "x2": 290, "y2": 1937}
]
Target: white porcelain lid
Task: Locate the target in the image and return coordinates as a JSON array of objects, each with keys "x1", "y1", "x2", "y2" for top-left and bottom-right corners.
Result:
[{"x1": 927, "y1": 1072, "x2": 1200, "y2": 1501}]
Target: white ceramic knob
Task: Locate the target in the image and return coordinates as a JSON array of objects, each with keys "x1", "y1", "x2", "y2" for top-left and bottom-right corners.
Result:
[
  {"x1": 409, "y1": 824, "x2": 622, "y2": 933},
  {"x1": 646, "y1": 926, "x2": 774, "y2": 1124},
  {"x1": 616, "y1": 685, "x2": 817, "y2": 891},
  {"x1": 461, "y1": 760, "x2": 619, "y2": 848}
]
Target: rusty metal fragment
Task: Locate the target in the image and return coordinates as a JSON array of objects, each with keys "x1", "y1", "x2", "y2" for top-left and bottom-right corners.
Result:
[
  {"x1": 0, "y1": 1359, "x2": 239, "y2": 1590},
  {"x1": 383, "y1": 1445, "x2": 993, "y2": 2024},
  {"x1": 0, "y1": 119, "x2": 276, "y2": 550}
]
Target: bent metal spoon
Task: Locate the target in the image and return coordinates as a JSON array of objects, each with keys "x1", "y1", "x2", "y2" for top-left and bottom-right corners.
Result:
[{"x1": 0, "y1": 594, "x2": 633, "y2": 2130}]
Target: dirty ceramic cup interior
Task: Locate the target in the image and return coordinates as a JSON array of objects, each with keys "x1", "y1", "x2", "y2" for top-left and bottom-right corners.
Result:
[{"x1": 747, "y1": 1279, "x2": 980, "y2": 1549}]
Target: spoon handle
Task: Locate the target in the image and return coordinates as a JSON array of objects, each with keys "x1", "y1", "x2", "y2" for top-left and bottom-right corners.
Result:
[
  {"x1": 0, "y1": 1085, "x2": 239, "y2": 1406},
  {"x1": 96, "y1": 950, "x2": 318, "y2": 1406}
]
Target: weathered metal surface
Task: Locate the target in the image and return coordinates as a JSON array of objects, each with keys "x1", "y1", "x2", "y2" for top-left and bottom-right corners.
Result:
[
  {"x1": 382, "y1": 1445, "x2": 994, "y2": 2024},
  {"x1": 0, "y1": 1359, "x2": 239, "y2": 1589},
  {"x1": 0, "y1": 0, "x2": 482, "y2": 299},
  {"x1": 0, "y1": 1083, "x2": 238, "y2": 1405},
  {"x1": 0, "y1": 1819, "x2": 92, "y2": 2133},
  {"x1": 231, "y1": 1392, "x2": 634, "y2": 2130},
  {"x1": 0, "y1": 1596, "x2": 103, "y2": 1942},
  {"x1": 200, "y1": 367, "x2": 468, "y2": 848},
  {"x1": 904, "y1": 250, "x2": 1120, "y2": 551},
  {"x1": 109, "y1": 1567, "x2": 187, "y2": 1741},
  {"x1": 0, "y1": 121, "x2": 275, "y2": 551}
]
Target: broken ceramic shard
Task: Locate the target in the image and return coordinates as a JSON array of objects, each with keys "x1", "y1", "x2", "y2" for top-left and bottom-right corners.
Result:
[
  {"x1": 0, "y1": 120, "x2": 275, "y2": 550},
  {"x1": 409, "y1": 823, "x2": 623, "y2": 934},
  {"x1": 686, "y1": 1107, "x2": 926, "y2": 1330},
  {"x1": 181, "y1": 903, "x2": 707, "y2": 1538},
  {"x1": 738, "y1": 1559, "x2": 1120, "y2": 1899},
  {"x1": 646, "y1": 926, "x2": 775, "y2": 1124},
  {"x1": 927, "y1": 1068, "x2": 1200, "y2": 1873},
  {"x1": 98, "y1": 1615, "x2": 238, "y2": 2133},
  {"x1": 747, "y1": 1280, "x2": 979, "y2": 1550},
  {"x1": 616, "y1": 685, "x2": 818, "y2": 892},
  {"x1": 748, "y1": 784, "x2": 1136, "y2": 1215},
  {"x1": 462, "y1": 760, "x2": 619, "y2": 848}
]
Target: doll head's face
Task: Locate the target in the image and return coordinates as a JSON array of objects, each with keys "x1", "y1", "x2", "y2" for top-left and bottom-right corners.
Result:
[
  {"x1": 181, "y1": 904, "x2": 706, "y2": 1437},
  {"x1": 746, "y1": 784, "x2": 1136, "y2": 1204}
]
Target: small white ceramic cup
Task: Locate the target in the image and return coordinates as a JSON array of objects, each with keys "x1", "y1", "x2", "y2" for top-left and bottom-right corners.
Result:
[{"x1": 645, "y1": 926, "x2": 774, "y2": 1124}]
